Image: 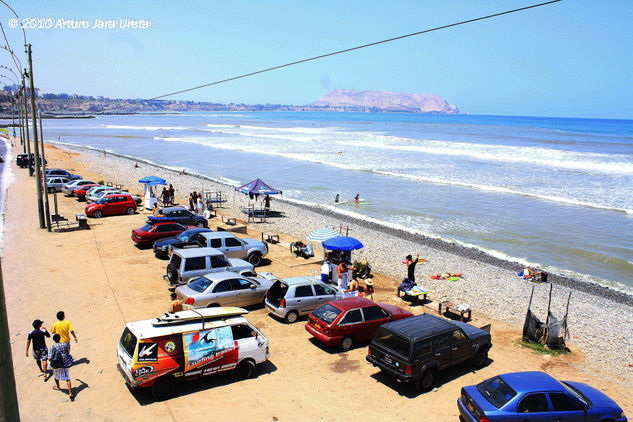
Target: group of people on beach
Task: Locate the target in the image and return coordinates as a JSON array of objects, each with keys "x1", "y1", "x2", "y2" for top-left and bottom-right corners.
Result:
[
  {"x1": 188, "y1": 191, "x2": 208, "y2": 215},
  {"x1": 160, "y1": 184, "x2": 175, "y2": 206},
  {"x1": 25, "y1": 311, "x2": 78, "y2": 401}
]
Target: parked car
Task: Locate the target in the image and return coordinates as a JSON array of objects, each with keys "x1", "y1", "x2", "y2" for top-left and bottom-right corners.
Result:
[
  {"x1": 149, "y1": 206, "x2": 208, "y2": 228},
  {"x1": 85, "y1": 193, "x2": 137, "y2": 218},
  {"x1": 306, "y1": 297, "x2": 413, "y2": 351},
  {"x1": 62, "y1": 179, "x2": 95, "y2": 196},
  {"x1": 458, "y1": 371, "x2": 627, "y2": 422},
  {"x1": 265, "y1": 276, "x2": 344, "y2": 323},
  {"x1": 165, "y1": 247, "x2": 256, "y2": 285},
  {"x1": 92, "y1": 189, "x2": 143, "y2": 206},
  {"x1": 131, "y1": 221, "x2": 192, "y2": 246},
  {"x1": 197, "y1": 231, "x2": 268, "y2": 266},
  {"x1": 85, "y1": 186, "x2": 118, "y2": 203},
  {"x1": 117, "y1": 307, "x2": 269, "y2": 401},
  {"x1": 175, "y1": 271, "x2": 274, "y2": 308},
  {"x1": 152, "y1": 228, "x2": 213, "y2": 258},
  {"x1": 366, "y1": 313, "x2": 492, "y2": 392},
  {"x1": 73, "y1": 183, "x2": 101, "y2": 200},
  {"x1": 45, "y1": 177, "x2": 70, "y2": 193},
  {"x1": 16, "y1": 153, "x2": 30, "y2": 168},
  {"x1": 45, "y1": 168, "x2": 81, "y2": 180}
]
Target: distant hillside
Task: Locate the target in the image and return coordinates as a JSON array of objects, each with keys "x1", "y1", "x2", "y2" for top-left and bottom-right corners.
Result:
[{"x1": 310, "y1": 90, "x2": 460, "y2": 114}]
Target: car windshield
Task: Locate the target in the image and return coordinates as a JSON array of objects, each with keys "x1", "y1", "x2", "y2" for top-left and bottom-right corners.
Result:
[
  {"x1": 140, "y1": 223, "x2": 154, "y2": 232},
  {"x1": 312, "y1": 303, "x2": 342, "y2": 324},
  {"x1": 188, "y1": 276, "x2": 213, "y2": 293},
  {"x1": 561, "y1": 382, "x2": 591, "y2": 408},
  {"x1": 373, "y1": 327, "x2": 411, "y2": 358},
  {"x1": 476, "y1": 376, "x2": 517, "y2": 408},
  {"x1": 177, "y1": 231, "x2": 192, "y2": 241},
  {"x1": 119, "y1": 327, "x2": 137, "y2": 358},
  {"x1": 96, "y1": 197, "x2": 106, "y2": 204}
]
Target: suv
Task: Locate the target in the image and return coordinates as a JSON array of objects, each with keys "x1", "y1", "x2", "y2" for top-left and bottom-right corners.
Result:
[
  {"x1": 366, "y1": 313, "x2": 492, "y2": 392},
  {"x1": 85, "y1": 193, "x2": 137, "y2": 218},
  {"x1": 265, "y1": 276, "x2": 344, "y2": 323},
  {"x1": 165, "y1": 247, "x2": 256, "y2": 286},
  {"x1": 45, "y1": 177, "x2": 70, "y2": 193},
  {"x1": 16, "y1": 153, "x2": 31, "y2": 168},
  {"x1": 149, "y1": 206, "x2": 209, "y2": 228},
  {"x1": 45, "y1": 168, "x2": 81, "y2": 180},
  {"x1": 197, "y1": 232, "x2": 268, "y2": 266},
  {"x1": 117, "y1": 307, "x2": 269, "y2": 401}
]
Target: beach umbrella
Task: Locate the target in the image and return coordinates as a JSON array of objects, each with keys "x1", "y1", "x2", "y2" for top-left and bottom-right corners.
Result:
[
  {"x1": 322, "y1": 236, "x2": 363, "y2": 251},
  {"x1": 138, "y1": 175, "x2": 166, "y2": 186},
  {"x1": 307, "y1": 228, "x2": 341, "y2": 242}
]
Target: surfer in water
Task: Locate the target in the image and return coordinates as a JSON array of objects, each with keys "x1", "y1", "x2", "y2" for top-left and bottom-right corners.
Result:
[
  {"x1": 335, "y1": 194, "x2": 340, "y2": 203},
  {"x1": 354, "y1": 193, "x2": 359, "y2": 206}
]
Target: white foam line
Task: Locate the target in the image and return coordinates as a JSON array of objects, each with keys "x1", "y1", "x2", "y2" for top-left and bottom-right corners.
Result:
[{"x1": 0, "y1": 136, "x2": 15, "y2": 255}]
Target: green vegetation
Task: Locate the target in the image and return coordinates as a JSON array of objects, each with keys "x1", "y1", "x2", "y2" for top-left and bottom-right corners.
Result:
[{"x1": 514, "y1": 340, "x2": 571, "y2": 357}]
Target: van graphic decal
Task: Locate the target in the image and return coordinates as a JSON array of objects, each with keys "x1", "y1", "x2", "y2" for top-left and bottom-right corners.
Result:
[
  {"x1": 183, "y1": 326, "x2": 236, "y2": 372},
  {"x1": 137, "y1": 343, "x2": 158, "y2": 362}
]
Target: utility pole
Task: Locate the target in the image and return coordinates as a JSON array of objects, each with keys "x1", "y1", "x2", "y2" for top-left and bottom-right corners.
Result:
[
  {"x1": 26, "y1": 44, "x2": 45, "y2": 229},
  {"x1": 0, "y1": 261, "x2": 21, "y2": 422},
  {"x1": 17, "y1": 92, "x2": 24, "y2": 152},
  {"x1": 9, "y1": 94, "x2": 15, "y2": 138},
  {"x1": 21, "y1": 78, "x2": 31, "y2": 174},
  {"x1": 39, "y1": 111, "x2": 51, "y2": 231}
]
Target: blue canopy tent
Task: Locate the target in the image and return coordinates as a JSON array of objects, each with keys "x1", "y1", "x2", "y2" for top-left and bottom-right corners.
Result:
[
  {"x1": 139, "y1": 176, "x2": 166, "y2": 209},
  {"x1": 322, "y1": 236, "x2": 364, "y2": 288},
  {"x1": 322, "y1": 236, "x2": 364, "y2": 251},
  {"x1": 234, "y1": 178, "x2": 283, "y2": 212}
]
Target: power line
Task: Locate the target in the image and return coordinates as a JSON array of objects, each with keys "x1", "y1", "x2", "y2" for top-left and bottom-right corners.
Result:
[{"x1": 147, "y1": 0, "x2": 562, "y2": 101}]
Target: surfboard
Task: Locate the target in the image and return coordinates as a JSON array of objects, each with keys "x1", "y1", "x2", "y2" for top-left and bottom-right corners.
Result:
[
  {"x1": 334, "y1": 200, "x2": 349, "y2": 205},
  {"x1": 152, "y1": 307, "x2": 248, "y2": 326}
]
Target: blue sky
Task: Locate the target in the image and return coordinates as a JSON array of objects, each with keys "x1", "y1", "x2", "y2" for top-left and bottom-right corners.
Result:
[{"x1": 2, "y1": 1, "x2": 632, "y2": 118}]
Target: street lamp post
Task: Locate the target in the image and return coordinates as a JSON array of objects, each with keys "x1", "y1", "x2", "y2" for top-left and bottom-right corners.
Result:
[{"x1": 25, "y1": 44, "x2": 45, "y2": 228}]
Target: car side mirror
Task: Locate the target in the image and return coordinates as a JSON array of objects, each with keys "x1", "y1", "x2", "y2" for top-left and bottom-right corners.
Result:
[{"x1": 250, "y1": 284, "x2": 256, "y2": 289}]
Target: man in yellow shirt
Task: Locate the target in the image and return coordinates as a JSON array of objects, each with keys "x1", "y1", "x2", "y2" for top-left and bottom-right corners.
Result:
[{"x1": 50, "y1": 311, "x2": 78, "y2": 349}]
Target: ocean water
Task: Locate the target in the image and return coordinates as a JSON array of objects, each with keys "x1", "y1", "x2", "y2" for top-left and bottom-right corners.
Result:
[{"x1": 40, "y1": 112, "x2": 633, "y2": 293}]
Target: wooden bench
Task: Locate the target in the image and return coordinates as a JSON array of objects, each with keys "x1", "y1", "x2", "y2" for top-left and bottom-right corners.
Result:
[
  {"x1": 262, "y1": 232, "x2": 280, "y2": 244},
  {"x1": 397, "y1": 286, "x2": 429, "y2": 306},
  {"x1": 75, "y1": 213, "x2": 89, "y2": 230},
  {"x1": 438, "y1": 301, "x2": 471, "y2": 322},
  {"x1": 222, "y1": 216, "x2": 237, "y2": 226}
]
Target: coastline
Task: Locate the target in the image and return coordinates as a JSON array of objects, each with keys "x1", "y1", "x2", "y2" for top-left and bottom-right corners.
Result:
[{"x1": 59, "y1": 142, "x2": 633, "y2": 306}]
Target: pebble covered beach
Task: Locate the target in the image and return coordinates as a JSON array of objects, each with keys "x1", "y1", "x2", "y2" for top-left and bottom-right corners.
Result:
[{"x1": 69, "y1": 145, "x2": 633, "y2": 383}]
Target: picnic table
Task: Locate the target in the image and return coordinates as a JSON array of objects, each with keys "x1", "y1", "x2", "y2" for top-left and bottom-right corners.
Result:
[
  {"x1": 397, "y1": 285, "x2": 429, "y2": 306},
  {"x1": 438, "y1": 301, "x2": 472, "y2": 322}
]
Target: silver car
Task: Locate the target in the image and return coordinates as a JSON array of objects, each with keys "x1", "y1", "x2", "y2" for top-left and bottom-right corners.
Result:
[
  {"x1": 85, "y1": 186, "x2": 117, "y2": 202},
  {"x1": 265, "y1": 276, "x2": 344, "y2": 323},
  {"x1": 175, "y1": 271, "x2": 274, "y2": 308},
  {"x1": 45, "y1": 177, "x2": 69, "y2": 193},
  {"x1": 62, "y1": 179, "x2": 95, "y2": 196}
]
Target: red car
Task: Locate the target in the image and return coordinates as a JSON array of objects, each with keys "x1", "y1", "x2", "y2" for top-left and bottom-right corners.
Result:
[
  {"x1": 85, "y1": 193, "x2": 137, "y2": 218},
  {"x1": 131, "y1": 221, "x2": 194, "y2": 246},
  {"x1": 73, "y1": 184, "x2": 100, "y2": 200},
  {"x1": 305, "y1": 297, "x2": 413, "y2": 351}
]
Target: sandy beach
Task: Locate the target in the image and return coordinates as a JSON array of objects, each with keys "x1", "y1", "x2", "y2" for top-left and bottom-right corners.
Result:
[{"x1": 2, "y1": 138, "x2": 632, "y2": 421}]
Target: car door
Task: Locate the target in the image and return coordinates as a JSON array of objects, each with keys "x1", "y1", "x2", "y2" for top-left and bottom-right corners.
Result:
[
  {"x1": 337, "y1": 308, "x2": 364, "y2": 339},
  {"x1": 223, "y1": 236, "x2": 245, "y2": 259},
  {"x1": 450, "y1": 328, "x2": 472, "y2": 364},
  {"x1": 109, "y1": 196, "x2": 123, "y2": 214},
  {"x1": 313, "y1": 283, "x2": 339, "y2": 306},
  {"x1": 547, "y1": 392, "x2": 588, "y2": 422},
  {"x1": 433, "y1": 332, "x2": 453, "y2": 370},
  {"x1": 230, "y1": 277, "x2": 259, "y2": 306},
  {"x1": 359, "y1": 306, "x2": 391, "y2": 342},
  {"x1": 210, "y1": 279, "x2": 236, "y2": 306},
  {"x1": 182, "y1": 210, "x2": 197, "y2": 226},
  {"x1": 293, "y1": 284, "x2": 317, "y2": 315},
  {"x1": 183, "y1": 256, "x2": 209, "y2": 280},
  {"x1": 516, "y1": 393, "x2": 554, "y2": 422}
]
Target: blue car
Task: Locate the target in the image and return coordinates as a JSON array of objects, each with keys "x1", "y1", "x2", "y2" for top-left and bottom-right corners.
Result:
[
  {"x1": 152, "y1": 227, "x2": 212, "y2": 258},
  {"x1": 458, "y1": 371, "x2": 627, "y2": 422}
]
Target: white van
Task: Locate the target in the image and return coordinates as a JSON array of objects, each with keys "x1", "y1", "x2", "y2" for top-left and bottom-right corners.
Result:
[{"x1": 117, "y1": 307, "x2": 269, "y2": 400}]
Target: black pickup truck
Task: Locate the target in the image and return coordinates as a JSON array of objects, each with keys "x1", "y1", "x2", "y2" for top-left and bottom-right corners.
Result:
[{"x1": 366, "y1": 313, "x2": 492, "y2": 392}]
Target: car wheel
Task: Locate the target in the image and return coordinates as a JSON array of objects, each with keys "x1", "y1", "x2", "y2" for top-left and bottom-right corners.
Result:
[
  {"x1": 48, "y1": 187, "x2": 55, "y2": 193},
  {"x1": 284, "y1": 310, "x2": 299, "y2": 324},
  {"x1": 197, "y1": 222, "x2": 205, "y2": 228},
  {"x1": 248, "y1": 253, "x2": 262, "y2": 267},
  {"x1": 167, "y1": 264, "x2": 178, "y2": 283},
  {"x1": 151, "y1": 376, "x2": 176, "y2": 401},
  {"x1": 126, "y1": 207, "x2": 135, "y2": 215},
  {"x1": 415, "y1": 369, "x2": 436, "y2": 393},
  {"x1": 207, "y1": 303, "x2": 220, "y2": 308},
  {"x1": 472, "y1": 350, "x2": 488, "y2": 369},
  {"x1": 234, "y1": 359, "x2": 256, "y2": 380},
  {"x1": 339, "y1": 336, "x2": 354, "y2": 351},
  {"x1": 93, "y1": 210, "x2": 103, "y2": 219}
]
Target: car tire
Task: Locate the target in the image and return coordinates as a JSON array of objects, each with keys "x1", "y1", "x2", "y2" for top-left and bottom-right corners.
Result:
[
  {"x1": 284, "y1": 310, "x2": 299, "y2": 324},
  {"x1": 415, "y1": 369, "x2": 436, "y2": 393},
  {"x1": 126, "y1": 207, "x2": 135, "y2": 215},
  {"x1": 48, "y1": 187, "x2": 55, "y2": 193},
  {"x1": 93, "y1": 210, "x2": 103, "y2": 219},
  {"x1": 197, "y1": 222, "x2": 205, "y2": 228},
  {"x1": 207, "y1": 303, "x2": 220, "y2": 308},
  {"x1": 472, "y1": 350, "x2": 488, "y2": 369},
  {"x1": 339, "y1": 336, "x2": 354, "y2": 351},
  {"x1": 234, "y1": 359, "x2": 256, "y2": 380},
  {"x1": 151, "y1": 376, "x2": 176, "y2": 401},
  {"x1": 248, "y1": 253, "x2": 262, "y2": 267},
  {"x1": 166, "y1": 264, "x2": 178, "y2": 283}
]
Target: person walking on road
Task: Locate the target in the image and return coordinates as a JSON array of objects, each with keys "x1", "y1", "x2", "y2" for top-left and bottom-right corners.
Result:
[
  {"x1": 49, "y1": 334, "x2": 75, "y2": 401},
  {"x1": 26, "y1": 319, "x2": 51, "y2": 379},
  {"x1": 51, "y1": 311, "x2": 78, "y2": 350}
]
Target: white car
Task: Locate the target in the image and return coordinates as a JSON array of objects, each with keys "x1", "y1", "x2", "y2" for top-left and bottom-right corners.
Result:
[{"x1": 61, "y1": 179, "x2": 96, "y2": 196}]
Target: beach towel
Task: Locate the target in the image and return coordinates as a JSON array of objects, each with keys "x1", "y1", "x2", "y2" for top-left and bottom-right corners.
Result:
[{"x1": 398, "y1": 278, "x2": 416, "y2": 292}]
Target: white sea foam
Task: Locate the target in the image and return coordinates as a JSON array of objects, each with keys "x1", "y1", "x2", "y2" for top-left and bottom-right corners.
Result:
[
  {"x1": 101, "y1": 124, "x2": 189, "y2": 131},
  {"x1": 0, "y1": 137, "x2": 15, "y2": 253}
]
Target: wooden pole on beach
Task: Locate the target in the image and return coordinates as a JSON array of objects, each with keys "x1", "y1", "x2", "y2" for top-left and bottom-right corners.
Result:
[
  {"x1": 38, "y1": 111, "x2": 51, "y2": 231},
  {"x1": 26, "y1": 44, "x2": 45, "y2": 229},
  {"x1": 0, "y1": 261, "x2": 21, "y2": 422}
]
